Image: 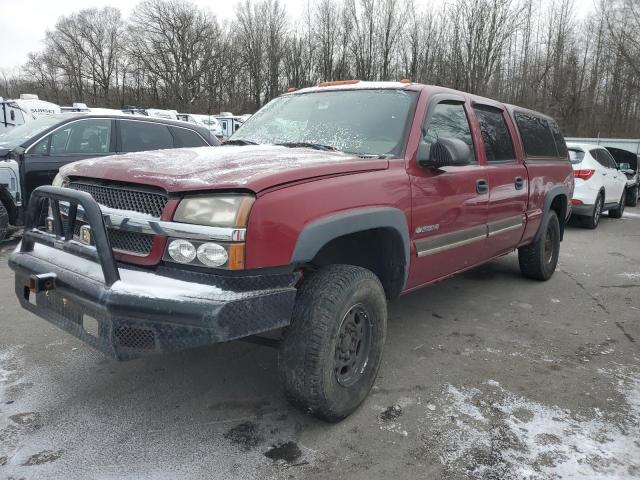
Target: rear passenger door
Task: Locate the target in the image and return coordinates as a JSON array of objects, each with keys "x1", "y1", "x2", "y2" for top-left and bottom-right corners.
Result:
[{"x1": 473, "y1": 104, "x2": 527, "y2": 257}]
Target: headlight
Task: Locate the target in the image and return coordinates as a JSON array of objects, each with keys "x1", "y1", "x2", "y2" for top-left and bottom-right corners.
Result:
[{"x1": 173, "y1": 194, "x2": 254, "y2": 227}]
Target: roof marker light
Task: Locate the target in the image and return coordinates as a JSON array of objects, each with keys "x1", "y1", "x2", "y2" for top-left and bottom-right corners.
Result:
[{"x1": 318, "y1": 80, "x2": 360, "y2": 87}]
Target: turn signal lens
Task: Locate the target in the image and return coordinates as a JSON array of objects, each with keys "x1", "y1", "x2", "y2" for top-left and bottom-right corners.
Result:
[
  {"x1": 168, "y1": 239, "x2": 197, "y2": 263},
  {"x1": 574, "y1": 169, "x2": 595, "y2": 180},
  {"x1": 227, "y1": 244, "x2": 245, "y2": 270}
]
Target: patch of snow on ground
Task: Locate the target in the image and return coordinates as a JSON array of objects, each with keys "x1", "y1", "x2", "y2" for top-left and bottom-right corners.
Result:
[
  {"x1": 617, "y1": 272, "x2": 640, "y2": 280},
  {"x1": 426, "y1": 368, "x2": 640, "y2": 479}
]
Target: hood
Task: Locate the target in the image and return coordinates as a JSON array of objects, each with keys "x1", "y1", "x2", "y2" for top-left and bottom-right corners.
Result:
[{"x1": 60, "y1": 145, "x2": 389, "y2": 193}]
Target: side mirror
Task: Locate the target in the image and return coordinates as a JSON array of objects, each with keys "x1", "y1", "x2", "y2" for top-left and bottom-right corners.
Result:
[{"x1": 418, "y1": 137, "x2": 472, "y2": 169}]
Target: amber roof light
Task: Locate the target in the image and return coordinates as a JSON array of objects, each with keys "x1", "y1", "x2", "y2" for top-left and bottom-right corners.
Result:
[
  {"x1": 318, "y1": 80, "x2": 360, "y2": 87},
  {"x1": 399, "y1": 79, "x2": 412, "y2": 84}
]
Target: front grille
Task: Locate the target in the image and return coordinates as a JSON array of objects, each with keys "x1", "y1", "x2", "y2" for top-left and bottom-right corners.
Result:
[
  {"x1": 69, "y1": 182, "x2": 168, "y2": 218},
  {"x1": 72, "y1": 220, "x2": 154, "y2": 256}
]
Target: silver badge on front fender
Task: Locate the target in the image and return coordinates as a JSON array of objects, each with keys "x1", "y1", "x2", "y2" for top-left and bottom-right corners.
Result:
[{"x1": 415, "y1": 224, "x2": 440, "y2": 234}]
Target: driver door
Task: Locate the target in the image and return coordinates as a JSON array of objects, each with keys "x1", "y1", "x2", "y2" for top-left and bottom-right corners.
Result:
[{"x1": 406, "y1": 95, "x2": 489, "y2": 289}]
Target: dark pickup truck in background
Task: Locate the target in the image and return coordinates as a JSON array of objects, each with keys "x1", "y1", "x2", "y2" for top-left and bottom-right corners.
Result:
[{"x1": 9, "y1": 81, "x2": 573, "y2": 421}]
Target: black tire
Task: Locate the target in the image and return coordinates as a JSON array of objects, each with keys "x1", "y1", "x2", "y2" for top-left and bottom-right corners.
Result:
[
  {"x1": 278, "y1": 264, "x2": 387, "y2": 422},
  {"x1": 518, "y1": 210, "x2": 560, "y2": 281},
  {"x1": 0, "y1": 202, "x2": 9, "y2": 242},
  {"x1": 581, "y1": 192, "x2": 603, "y2": 229},
  {"x1": 626, "y1": 186, "x2": 638, "y2": 207},
  {"x1": 608, "y1": 188, "x2": 626, "y2": 219}
]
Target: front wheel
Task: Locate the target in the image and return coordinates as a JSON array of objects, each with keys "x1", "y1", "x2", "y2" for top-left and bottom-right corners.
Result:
[
  {"x1": 278, "y1": 264, "x2": 387, "y2": 422},
  {"x1": 518, "y1": 210, "x2": 560, "y2": 281},
  {"x1": 608, "y1": 188, "x2": 626, "y2": 219}
]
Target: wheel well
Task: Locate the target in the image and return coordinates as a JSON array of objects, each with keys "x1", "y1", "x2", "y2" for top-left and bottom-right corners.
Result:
[
  {"x1": 549, "y1": 194, "x2": 567, "y2": 240},
  {"x1": 0, "y1": 187, "x2": 17, "y2": 225},
  {"x1": 306, "y1": 228, "x2": 406, "y2": 300}
]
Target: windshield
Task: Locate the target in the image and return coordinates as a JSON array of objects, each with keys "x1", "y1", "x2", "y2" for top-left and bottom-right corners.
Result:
[
  {"x1": 0, "y1": 115, "x2": 65, "y2": 149},
  {"x1": 231, "y1": 89, "x2": 418, "y2": 157}
]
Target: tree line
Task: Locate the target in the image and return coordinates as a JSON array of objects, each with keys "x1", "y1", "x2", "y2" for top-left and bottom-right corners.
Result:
[{"x1": 1, "y1": 0, "x2": 639, "y2": 137}]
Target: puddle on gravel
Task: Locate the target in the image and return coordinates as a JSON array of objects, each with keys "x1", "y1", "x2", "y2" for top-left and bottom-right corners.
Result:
[
  {"x1": 264, "y1": 441, "x2": 302, "y2": 463},
  {"x1": 419, "y1": 367, "x2": 640, "y2": 479},
  {"x1": 224, "y1": 421, "x2": 264, "y2": 451}
]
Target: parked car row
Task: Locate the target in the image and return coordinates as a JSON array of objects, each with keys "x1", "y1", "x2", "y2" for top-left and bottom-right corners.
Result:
[
  {"x1": 0, "y1": 94, "x2": 251, "y2": 142},
  {"x1": 567, "y1": 142, "x2": 638, "y2": 229}
]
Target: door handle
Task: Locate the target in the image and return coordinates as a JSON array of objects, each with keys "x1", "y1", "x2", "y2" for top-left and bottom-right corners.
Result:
[
  {"x1": 515, "y1": 176, "x2": 525, "y2": 190},
  {"x1": 602, "y1": 172, "x2": 608, "y2": 176},
  {"x1": 476, "y1": 179, "x2": 489, "y2": 194}
]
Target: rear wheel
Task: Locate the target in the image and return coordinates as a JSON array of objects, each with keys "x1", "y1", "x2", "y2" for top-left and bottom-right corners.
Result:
[
  {"x1": 0, "y1": 202, "x2": 9, "y2": 241},
  {"x1": 626, "y1": 186, "x2": 638, "y2": 207},
  {"x1": 581, "y1": 193, "x2": 603, "y2": 229},
  {"x1": 608, "y1": 189, "x2": 626, "y2": 219},
  {"x1": 518, "y1": 210, "x2": 560, "y2": 281},
  {"x1": 278, "y1": 264, "x2": 387, "y2": 422}
]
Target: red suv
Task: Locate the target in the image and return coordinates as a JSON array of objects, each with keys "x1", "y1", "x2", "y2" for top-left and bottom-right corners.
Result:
[{"x1": 10, "y1": 81, "x2": 573, "y2": 421}]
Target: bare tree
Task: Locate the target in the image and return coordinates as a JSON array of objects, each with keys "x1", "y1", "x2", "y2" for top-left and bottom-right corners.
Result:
[{"x1": 128, "y1": 0, "x2": 218, "y2": 110}]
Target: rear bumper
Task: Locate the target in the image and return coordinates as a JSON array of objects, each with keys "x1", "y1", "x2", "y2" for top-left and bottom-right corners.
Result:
[
  {"x1": 10, "y1": 245, "x2": 297, "y2": 360},
  {"x1": 571, "y1": 203, "x2": 595, "y2": 217},
  {"x1": 9, "y1": 185, "x2": 298, "y2": 360}
]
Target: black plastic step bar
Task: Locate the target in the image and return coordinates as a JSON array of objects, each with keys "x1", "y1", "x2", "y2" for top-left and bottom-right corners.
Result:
[{"x1": 20, "y1": 185, "x2": 120, "y2": 287}]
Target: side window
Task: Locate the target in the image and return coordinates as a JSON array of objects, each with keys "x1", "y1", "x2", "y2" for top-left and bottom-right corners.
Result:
[
  {"x1": 423, "y1": 102, "x2": 475, "y2": 162},
  {"x1": 49, "y1": 119, "x2": 112, "y2": 155},
  {"x1": 473, "y1": 106, "x2": 515, "y2": 162},
  {"x1": 599, "y1": 149, "x2": 618, "y2": 169},
  {"x1": 591, "y1": 149, "x2": 608, "y2": 168},
  {"x1": 514, "y1": 112, "x2": 557, "y2": 157},
  {"x1": 31, "y1": 136, "x2": 50, "y2": 155},
  {"x1": 120, "y1": 120, "x2": 174, "y2": 152},
  {"x1": 548, "y1": 120, "x2": 568, "y2": 158},
  {"x1": 171, "y1": 127, "x2": 207, "y2": 147}
]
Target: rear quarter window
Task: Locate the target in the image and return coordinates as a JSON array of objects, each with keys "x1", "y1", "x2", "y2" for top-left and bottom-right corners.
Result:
[
  {"x1": 514, "y1": 112, "x2": 557, "y2": 157},
  {"x1": 171, "y1": 127, "x2": 208, "y2": 147},
  {"x1": 548, "y1": 120, "x2": 568, "y2": 158},
  {"x1": 120, "y1": 120, "x2": 174, "y2": 152}
]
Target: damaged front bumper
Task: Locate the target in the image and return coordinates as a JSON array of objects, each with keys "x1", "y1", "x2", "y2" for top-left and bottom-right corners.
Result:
[{"x1": 9, "y1": 186, "x2": 298, "y2": 360}]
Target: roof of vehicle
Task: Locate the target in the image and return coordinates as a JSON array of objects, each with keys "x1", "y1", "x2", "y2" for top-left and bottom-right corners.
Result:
[{"x1": 290, "y1": 81, "x2": 561, "y2": 123}]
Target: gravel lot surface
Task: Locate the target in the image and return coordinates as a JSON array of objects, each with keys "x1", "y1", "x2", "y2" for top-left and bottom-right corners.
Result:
[{"x1": 0, "y1": 209, "x2": 638, "y2": 479}]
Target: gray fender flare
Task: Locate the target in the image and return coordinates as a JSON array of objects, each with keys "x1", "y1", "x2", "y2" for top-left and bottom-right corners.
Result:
[
  {"x1": 534, "y1": 185, "x2": 570, "y2": 242},
  {"x1": 291, "y1": 207, "x2": 411, "y2": 287}
]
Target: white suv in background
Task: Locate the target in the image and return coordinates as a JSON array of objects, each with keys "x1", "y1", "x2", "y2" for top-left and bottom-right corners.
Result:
[{"x1": 567, "y1": 143, "x2": 628, "y2": 229}]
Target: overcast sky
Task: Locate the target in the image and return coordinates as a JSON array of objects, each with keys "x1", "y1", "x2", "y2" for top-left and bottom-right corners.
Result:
[{"x1": 0, "y1": 0, "x2": 597, "y2": 72}]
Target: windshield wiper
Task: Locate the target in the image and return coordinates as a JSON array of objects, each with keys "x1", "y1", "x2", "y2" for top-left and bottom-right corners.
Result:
[
  {"x1": 223, "y1": 139, "x2": 257, "y2": 146},
  {"x1": 276, "y1": 142, "x2": 337, "y2": 151}
]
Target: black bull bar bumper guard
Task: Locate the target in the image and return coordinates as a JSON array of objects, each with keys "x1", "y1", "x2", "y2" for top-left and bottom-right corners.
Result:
[{"x1": 9, "y1": 186, "x2": 298, "y2": 360}]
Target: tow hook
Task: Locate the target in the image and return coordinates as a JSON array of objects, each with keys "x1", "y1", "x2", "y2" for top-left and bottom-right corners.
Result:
[{"x1": 29, "y1": 273, "x2": 57, "y2": 293}]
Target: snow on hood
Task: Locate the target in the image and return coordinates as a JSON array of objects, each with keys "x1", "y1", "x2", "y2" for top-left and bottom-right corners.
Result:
[{"x1": 60, "y1": 145, "x2": 388, "y2": 193}]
